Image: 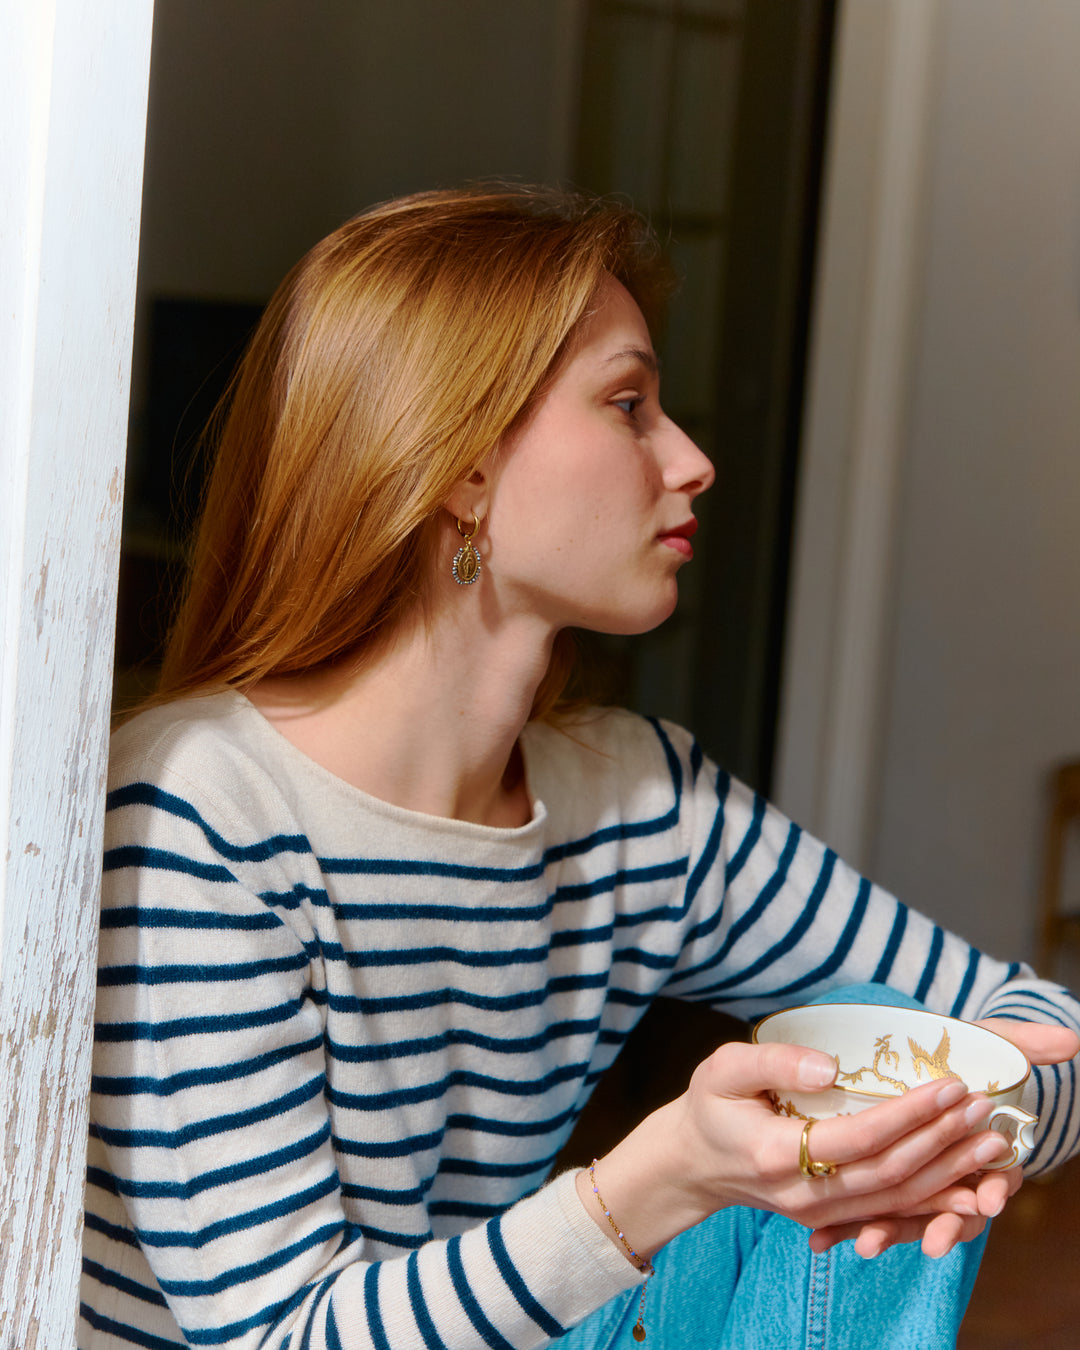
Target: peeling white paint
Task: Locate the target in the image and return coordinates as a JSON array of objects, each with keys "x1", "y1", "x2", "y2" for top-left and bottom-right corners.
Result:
[{"x1": 0, "y1": 2, "x2": 153, "y2": 1344}]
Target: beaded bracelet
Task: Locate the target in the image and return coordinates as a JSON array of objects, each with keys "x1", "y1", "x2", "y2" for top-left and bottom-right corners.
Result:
[{"x1": 588, "y1": 1159, "x2": 654, "y2": 1343}]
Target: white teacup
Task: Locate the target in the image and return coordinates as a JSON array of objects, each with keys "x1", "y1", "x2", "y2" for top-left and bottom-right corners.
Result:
[{"x1": 752, "y1": 1003, "x2": 1037, "y2": 1169}]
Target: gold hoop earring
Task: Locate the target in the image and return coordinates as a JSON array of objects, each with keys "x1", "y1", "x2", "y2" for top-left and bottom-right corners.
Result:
[{"x1": 451, "y1": 513, "x2": 481, "y2": 586}]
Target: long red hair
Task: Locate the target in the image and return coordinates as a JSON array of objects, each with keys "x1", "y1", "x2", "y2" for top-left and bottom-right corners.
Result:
[{"x1": 151, "y1": 185, "x2": 670, "y2": 718}]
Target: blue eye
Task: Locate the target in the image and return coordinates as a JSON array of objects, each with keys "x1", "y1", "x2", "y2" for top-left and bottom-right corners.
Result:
[{"x1": 615, "y1": 396, "x2": 643, "y2": 417}]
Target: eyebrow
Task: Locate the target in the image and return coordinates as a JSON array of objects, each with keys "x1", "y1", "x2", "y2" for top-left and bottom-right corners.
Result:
[{"x1": 603, "y1": 346, "x2": 660, "y2": 376}]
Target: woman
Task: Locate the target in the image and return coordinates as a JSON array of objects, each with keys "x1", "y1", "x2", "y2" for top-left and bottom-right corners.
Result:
[{"x1": 82, "y1": 186, "x2": 1080, "y2": 1350}]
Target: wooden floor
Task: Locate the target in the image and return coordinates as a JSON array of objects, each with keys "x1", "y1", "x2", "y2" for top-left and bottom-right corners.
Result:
[{"x1": 958, "y1": 1153, "x2": 1080, "y2": 1349}]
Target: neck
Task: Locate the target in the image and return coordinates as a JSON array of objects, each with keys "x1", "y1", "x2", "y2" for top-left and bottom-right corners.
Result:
[{"x1": 248, "y1": 605, "x2": 558, "y2": 827}]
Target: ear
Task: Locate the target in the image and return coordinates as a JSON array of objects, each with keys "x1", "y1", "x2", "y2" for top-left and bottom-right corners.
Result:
[{"x1": 443, "y1": 466, "x2": 489, "y2": 526}]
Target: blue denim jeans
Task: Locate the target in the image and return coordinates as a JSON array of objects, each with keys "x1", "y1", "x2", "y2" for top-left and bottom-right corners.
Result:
[{"x1": 559, "y1": 985, "x2": 989, "y2": 1350}]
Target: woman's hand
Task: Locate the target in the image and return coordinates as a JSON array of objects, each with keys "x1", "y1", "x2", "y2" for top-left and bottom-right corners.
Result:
[
  {"x1": 781, "y1": 1018, "x2": 1080, "y2": 1257},
  {"x1": 577, "y1": 1039, "x2": 1013, "y2": 1265}
]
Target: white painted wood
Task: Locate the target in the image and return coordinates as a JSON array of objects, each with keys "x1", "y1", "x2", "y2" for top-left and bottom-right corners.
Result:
[
  {"x1": 773, "y1": 0, "x2": 941, "y2": 866},
  {"x1": 0, "y1": 2, "x2": 153, "y2": 1345}
]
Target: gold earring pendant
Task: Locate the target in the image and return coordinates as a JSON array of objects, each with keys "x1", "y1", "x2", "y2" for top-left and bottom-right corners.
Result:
[{"x1": 452, "y1": 513, "x2": 481, "y2": 585}]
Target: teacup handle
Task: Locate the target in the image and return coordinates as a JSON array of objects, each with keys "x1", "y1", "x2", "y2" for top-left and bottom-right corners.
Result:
[{"x1": 983, "y1": 1105, "x2": 1038, "y2": 1169}]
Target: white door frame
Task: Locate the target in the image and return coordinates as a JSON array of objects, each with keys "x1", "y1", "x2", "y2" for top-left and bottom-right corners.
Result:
[
  {"x1": 774, "y1": 0, "x2": 941, "y2": 868},
  {"x1": 0, "y1": 3, "x2": 153, "y2": 1343}
]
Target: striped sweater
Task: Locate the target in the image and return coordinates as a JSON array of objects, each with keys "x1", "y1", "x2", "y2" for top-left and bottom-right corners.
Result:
[{"x1": 81, "y1": 692, "x2": 1080, "y2": 1350}]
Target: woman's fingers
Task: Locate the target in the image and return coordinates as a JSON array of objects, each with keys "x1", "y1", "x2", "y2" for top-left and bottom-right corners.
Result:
[
  {"x1": 695, "y1": 1040, "x2": 838, "y2": 1100},
  {"x1": 974, "y1": 1017, "x2": 1080, "y2": 1065},
  {"x1": 972, "y1": 1163, "x2": 1023, "y2": 1217},
  {"x1": 810, "y1": 1211, "x2": 987, "y2": 1259},
  {"x1": 794, "y1": 1076, "x2": 975, "y2": 1171}
]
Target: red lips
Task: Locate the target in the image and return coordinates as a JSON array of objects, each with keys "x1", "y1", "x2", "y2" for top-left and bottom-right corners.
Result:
[{"x1": 660, "y1": 518, "x2": 698, "y2": 540}]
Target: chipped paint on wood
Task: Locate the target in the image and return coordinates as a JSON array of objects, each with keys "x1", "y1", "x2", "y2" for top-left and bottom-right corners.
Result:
[{"x1": 0, "y1": 3, "x2": 153, "y2": 1345}]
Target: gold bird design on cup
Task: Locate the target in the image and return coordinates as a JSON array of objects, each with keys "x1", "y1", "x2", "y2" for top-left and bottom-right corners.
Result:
[{"x1": 909, "y1": 1028, "x2": 954, "y2": 1080}]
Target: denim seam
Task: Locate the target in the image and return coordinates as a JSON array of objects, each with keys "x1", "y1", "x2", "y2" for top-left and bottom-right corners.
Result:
[{"x1": 806, "y1": 1247, "x2": 830, "y2": 1350}]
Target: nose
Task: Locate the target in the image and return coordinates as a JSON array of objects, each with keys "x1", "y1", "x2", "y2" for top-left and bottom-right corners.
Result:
[{"x1": 660, "y1": 416, "x2": 715, "y2": 498}]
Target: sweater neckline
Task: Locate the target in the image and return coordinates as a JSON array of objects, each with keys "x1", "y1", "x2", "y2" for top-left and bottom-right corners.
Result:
[{"x1": 218, "y1": 688, "x2": 551, "y2": 842}]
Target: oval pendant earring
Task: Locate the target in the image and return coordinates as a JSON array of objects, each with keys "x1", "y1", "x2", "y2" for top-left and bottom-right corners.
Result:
[{"x1": 452, "y1": 513, "x2": 481, "y2": 585}]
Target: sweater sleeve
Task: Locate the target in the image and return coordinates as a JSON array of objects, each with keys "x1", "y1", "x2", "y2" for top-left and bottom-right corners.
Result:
[
  {"x1": 84, "y1": 760, "x2": 640, "y2": 1350},
  {"x1": 651, "y1": 721, "x2": 1080, "y2": 1177}
]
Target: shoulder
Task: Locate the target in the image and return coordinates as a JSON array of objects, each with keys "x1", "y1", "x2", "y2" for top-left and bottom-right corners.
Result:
[
  {"x1": 105, "y1": 690, "x2": 314, "y2": 855},
  {"x1": 522, "y1": 705, "x2": 706, "y2": 824},
  {"x1": 109, "y1": 690, "x2": 270, "y2": 800}
]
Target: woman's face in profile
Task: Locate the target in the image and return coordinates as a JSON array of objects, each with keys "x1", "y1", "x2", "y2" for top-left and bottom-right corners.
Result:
[{"x1": 482, "y1": 275, "x2": 714, "y2": 637}]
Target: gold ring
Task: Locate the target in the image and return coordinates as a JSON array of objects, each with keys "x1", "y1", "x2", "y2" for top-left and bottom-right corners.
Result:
[{"x1": 798, "y1": 1119, "x2": 838, "y2": 1180}]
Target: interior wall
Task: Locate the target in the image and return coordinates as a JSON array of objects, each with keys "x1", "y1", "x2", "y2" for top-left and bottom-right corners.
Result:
[
  {"x1": 868, "y1": 0, "x2": 1080, "y2": 959},
  {"x1": 137, "y1": 0, "x2": 579, "y2": 301}
]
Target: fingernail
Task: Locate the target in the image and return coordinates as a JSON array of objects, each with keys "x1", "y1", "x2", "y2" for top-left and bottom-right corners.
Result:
[
  {"x1": 964, "y1": 1099, "x2": 992, "y2": 1128},
  {"x1": 936, "y1": 1079, "x2": 967, "y2": 1108},
  {"x1": 798, "y1": 1054, "x2": 836, "y2": 1089},
  {"x1": 952, "y1": 1195, "x2": 979, "y2": 1215},
  {"x1": 975, "y1": 1134, "x2": 1009, "y2": 1166}
]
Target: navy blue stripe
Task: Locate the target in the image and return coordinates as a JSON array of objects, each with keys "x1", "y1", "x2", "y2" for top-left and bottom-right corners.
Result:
[
  {"x1": 83, "y1": 1212, "x2": 141, "y2": 1248},
  {"x1": 340, "y1": 1176, "x2": 435, "y2": 1206},
  {"x1": 914, "y1": 926, "x2": 944, "y2": 1003},
  {"x1": 105, "y1": 1122, "x2": 330, "y2": 1201},
  {"x1": 550, "y1": 923, "x2": 613, "y2": 949},
  {"x1": 322, "y1": 942, "x2": 551, "y2": 970},
  {"x1": 98, "y1": 952, "x2": 307, "y2": 988},
  {"x1": 666, "y1": 824, "x2": 801, "y2": 985},
  {"x1": 324, "y1": 972, "x2": 608, "y2": 1017},
  {"x1": 332, "y1": 1126, "x2": 446, "y2": 1159},
  {"x1": 725, "y1": 792, "x2": 765, "y2": 887},
  {"x1": 542, "y1": 809, "x2": 675, "y2": 862},
  {"x1": 948, "y1": 948, "x2": 982, "y2": 1018},
  {"x1": 327, "y1": 1019, "x2": 597, "y2": 1064},
  {"x1": 137, "y1": 1174, "x2": 339, "y2": 1249},
  {"x1": 445, "y1": 1106, "x2": 578, "y2": 1138},
  {"x1": 80, "y1": 1304, "x2": 183, "y2": 1350},
  {"x1": 991, "y1": 987, "x2": 1076, "y2": 1021},
  {"x1": 364, "y1": 1261, "x2": 392, "y2": 1350},
  {"x1": 448, "y1": 1233, "x2": 516, "y2": 1350},
  {"x1": 103, "y1": 845, "x2": 238, "y2": 883},
  {"x1": 332, "y1": 896, "x2": 553, "y2": 923},
  {"x1": 107, "y1": 782, "x2": 311, "y2": 861},
  {"x1": 100, "y1": 905, "x2": 281, "y2": 931},
  {"x1": 93, "y1": 1035, "x2": 323, "y2": 1098},
  {"x1": 325, "y1": 1300, "x2": 344, "y2": 1350},
  {"x1": 1032, "y1": 1063, "x2": 1066, "y2": 1171},
  {"x1": 295, "y1": 1278, "x2": 333, "y2": 1350},
  {"x1": 319, "y1": 855, "x2": 547, "y2": 882},
  {"x1": 94, "y1": 1076, "x2": 323, "y2": 1150},
  {"x1": 85, "y1": 1164, "x2": 119, "y2": 1196},
  {"x1": 488, "y1": 1216, "x2": 563, "y2": 1338},
  {"x1": 439, "y1": 1148, "x2": 560, "y2": 1179},
  {"x1": 687, "y1": 850, "x2": 838, "y2": 996},
  {"x1": 81, "y1": 1258, "x2": 169, "y2": 1307},
  {"x1": 430, "y1": 1199, "x2": 507, "y2": 1219},
  {"x1": 159, "y1": 1222, "x2": 342, "y2": 1298},
  {"x1": 752, "y1": 877, "x2": 872, "y2": 999},
  {"x1": 181, "y1": 1279, "x2": 315, "y2": 1345},
  {"x1": 551, "y1": 859, "x2": 688, "y2": 903},
  {"x1": 682, "y1": 770, "x2": 731, "y2": 921},
  {"x1": 1043, "y1": 1060, "x2": 1076, "y2": 1172},
  {"x1": 407, "y1": 1250, "x2": 449, "y2": 1350},
  {"x1": 648, "y1": 717, "x2": 684, "y2": 806},
  {"x1": 356, "y1": 1222, "x2": 431, "y2": 1249},
  {"x1": 94, "y1": 995, "x2": 305, "y2": 1043},
  {"x1": 1028, "y1": 1067, "x2": 1049, "y2": 1168},
  {"x1": 871, "y1": 906, "x2": 908, "y2": 984},
  {"x1": 326, "y1": 1061, "x2": 585, "y2": 1112}
]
